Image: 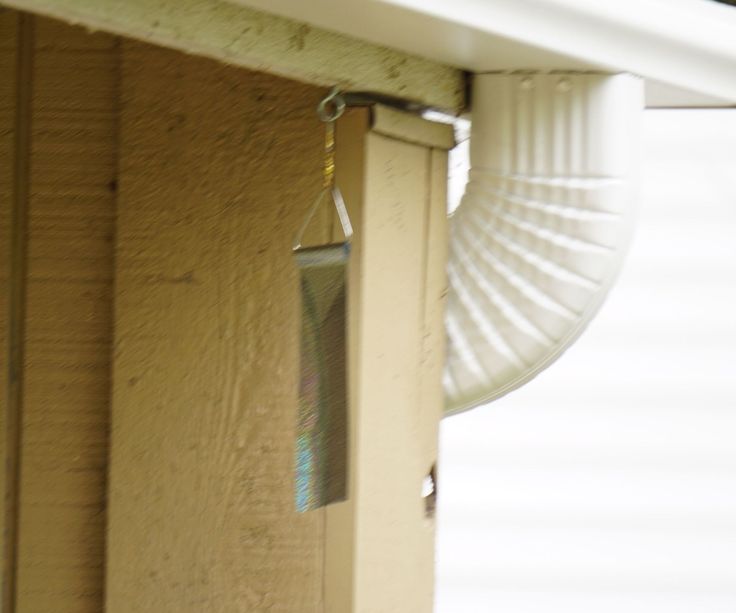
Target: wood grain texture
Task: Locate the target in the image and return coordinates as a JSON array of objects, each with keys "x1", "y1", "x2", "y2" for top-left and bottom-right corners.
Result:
[
  {"x1": 2, "y1": 14, "x2": 451, "y2": 612},
  {"x1": 0, "y1": 9, "x2": 18, "y2": 607},
  {"x1": 107, "y1": 41, "x2": 327, "y2": 613},
  {"x1": 0, "y1": 0, "x2": 465, "y2": 111},
  {"x1": 15, "y1": 15, "x2": 117, "y2": 613},
  {"x1": 3, "y1": 12, "x2": 28, "y2": 613}
]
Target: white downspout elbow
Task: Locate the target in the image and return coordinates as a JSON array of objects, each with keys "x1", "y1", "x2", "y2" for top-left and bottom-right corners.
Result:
[{"x1": 445, "y1": 73, "x2": 644, "y2": 416}]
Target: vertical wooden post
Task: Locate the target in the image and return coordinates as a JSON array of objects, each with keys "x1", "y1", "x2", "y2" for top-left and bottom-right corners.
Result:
[{"x1": 326, "y1": 106, "x2": 452, "y2": 613}]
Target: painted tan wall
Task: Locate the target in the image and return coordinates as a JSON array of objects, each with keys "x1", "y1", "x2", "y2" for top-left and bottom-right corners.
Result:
[
  {"x1": 107, "y1": 44, "x2": 451, "y2": 611},
  {"x1": 1, "y1": 10, "x2": 450, "y2": 612},
  {"x1": 106, "y1": 40, "x2": 328, "y2": 612},
  {"x1": 0, "y1": 12, "x2": 117, "y2": 613}
]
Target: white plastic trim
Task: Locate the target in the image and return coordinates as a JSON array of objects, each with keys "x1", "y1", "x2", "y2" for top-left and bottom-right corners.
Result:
[
  {"x1": 380, "y1": 0, "x2": 736, "y2": 104},
  {"x1": 444, "y1": 73, "x2": 644, "y2": 416}
]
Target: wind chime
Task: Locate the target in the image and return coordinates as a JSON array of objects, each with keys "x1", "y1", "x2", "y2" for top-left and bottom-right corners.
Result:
[{"x1": 293, "y1": 88, "x2": 352, "y2": 513}]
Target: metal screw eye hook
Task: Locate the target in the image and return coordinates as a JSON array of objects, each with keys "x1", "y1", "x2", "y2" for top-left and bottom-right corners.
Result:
[{"x1": 317, "y1": 87, "x2": 346, "y2": 122}]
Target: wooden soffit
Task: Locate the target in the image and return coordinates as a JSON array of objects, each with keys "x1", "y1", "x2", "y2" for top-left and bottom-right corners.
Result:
[{"x1": 0, "y1": 0, "x2": 466, "y2": 111}]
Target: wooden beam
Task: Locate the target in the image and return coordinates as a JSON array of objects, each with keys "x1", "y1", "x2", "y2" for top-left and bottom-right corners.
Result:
[
  {"x1": 0, "y1": 0, "x2": 465, "y2": 111},
  {"x1": 325, "y1": 107, "x2": 451, "y2": 612}
]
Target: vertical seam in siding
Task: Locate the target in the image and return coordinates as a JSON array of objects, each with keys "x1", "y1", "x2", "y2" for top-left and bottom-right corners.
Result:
[
  {"x1": 4, "y1": 12, "x2": 33, "y2": 613},
  {"x1": 102, "y1": 34, "x2": 122, "y2": 612}
]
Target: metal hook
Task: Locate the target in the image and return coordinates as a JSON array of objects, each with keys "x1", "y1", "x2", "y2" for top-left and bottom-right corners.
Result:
[{"x1": 317, "y1": 87, "x2": 346, "y2": 123}]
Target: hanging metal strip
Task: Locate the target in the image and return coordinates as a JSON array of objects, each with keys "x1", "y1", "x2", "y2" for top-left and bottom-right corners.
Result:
[{"x1": 294, "y1": 88, "x2": 352, "y2": 512}]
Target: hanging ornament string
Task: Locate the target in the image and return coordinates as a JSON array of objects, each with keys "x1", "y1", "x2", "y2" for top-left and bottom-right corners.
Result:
[
  {"x1": 293, "y1": 87, "x2": 352, "y2": 251},
  {"x1": 293, "y1": 87, "x2": 352, "y2": 513},
  {"x1": 317, "y1": 87, "x2": 344, "y2": 189}
]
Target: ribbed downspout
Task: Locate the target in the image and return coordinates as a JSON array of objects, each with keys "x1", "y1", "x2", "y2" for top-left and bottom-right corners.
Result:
[{"x1": 445, "y1": 73, "x2": 644, "y2": 416}]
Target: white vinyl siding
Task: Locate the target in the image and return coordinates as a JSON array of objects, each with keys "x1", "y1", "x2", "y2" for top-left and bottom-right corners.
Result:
[{"x1": 437, "y1": 109, "x2": 736, "y2": 613}]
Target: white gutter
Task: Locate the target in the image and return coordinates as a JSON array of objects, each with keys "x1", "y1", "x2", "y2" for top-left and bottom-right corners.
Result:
[
  {"x1": 444, "y1": 73, "x2": 643, "y2": 415},
  {"x1": 380, "y1": 0, "x2": 736, "y2": 104}
]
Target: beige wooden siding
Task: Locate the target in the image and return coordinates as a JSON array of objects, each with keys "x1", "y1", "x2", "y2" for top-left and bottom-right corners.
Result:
[
  {"x1": 107, "y1": 46, "x2": 451, "y2": 609},
  {"x1": 0, "y1": 10, "x2": 450, "y2": 612},
  {"x1": 0, "y1": 12, "x2": 117, "y2": 613},
  {"x1": 106, "y1": 40, "x2": 328, "y2": 613}
]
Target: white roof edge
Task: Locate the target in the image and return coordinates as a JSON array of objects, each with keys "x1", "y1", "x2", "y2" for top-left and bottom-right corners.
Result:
[{"x1": 378, "y1": 0, "x2": 736, "y2": 103}]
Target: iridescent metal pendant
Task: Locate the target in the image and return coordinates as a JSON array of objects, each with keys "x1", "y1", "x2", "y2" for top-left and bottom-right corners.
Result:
[{"x1": 294, "y1": 185, "x2": 352, "y2": 512}]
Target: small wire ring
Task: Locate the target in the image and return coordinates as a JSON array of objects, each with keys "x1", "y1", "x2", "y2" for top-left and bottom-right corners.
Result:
[{"x1": 317, "y1": 87, "x2": 346, "y2": 122}]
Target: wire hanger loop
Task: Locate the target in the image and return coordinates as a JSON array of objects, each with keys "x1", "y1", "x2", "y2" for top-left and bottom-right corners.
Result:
[{"x1": 317, "y1": 87, "x2": 346, "y2": 123}]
